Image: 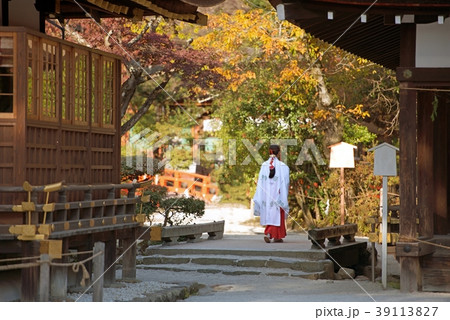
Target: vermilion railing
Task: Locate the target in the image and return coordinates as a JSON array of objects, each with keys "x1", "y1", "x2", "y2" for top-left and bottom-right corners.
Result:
[{"x1": 155, "y1": 169, "x2": 219, "y2": 203}]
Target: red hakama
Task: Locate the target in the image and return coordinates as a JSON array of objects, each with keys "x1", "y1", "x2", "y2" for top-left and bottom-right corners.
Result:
[{"x1": 264, "y1": 208, "x2": 286, "y2": 240}]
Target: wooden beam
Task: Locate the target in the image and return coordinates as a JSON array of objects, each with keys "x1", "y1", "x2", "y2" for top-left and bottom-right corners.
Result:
[
  {"x1": 396, "y1": 239, "x2": 435, "y2": 257},
  {"x1": 397, "y1": 68, "x2": 450, "y2": 83}
]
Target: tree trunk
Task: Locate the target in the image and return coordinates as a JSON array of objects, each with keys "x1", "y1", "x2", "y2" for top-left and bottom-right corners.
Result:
[{"x1": 120, "y1": 69, "x2": 145, "y2": 119}]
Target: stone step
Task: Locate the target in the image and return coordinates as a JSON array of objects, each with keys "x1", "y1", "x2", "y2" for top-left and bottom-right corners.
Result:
[
  {"x1": 138, "y1": 254, "x2": 333, "y2": 274},
  {"x1": 143, "y1": 247, "x2": 328, "y2": 261},
  {"x1": 137, "y1": 237, "x2": 369, "y2": 281},
  {"x1": 136, "y1": 263, "x2": 329, "y2": 280}
]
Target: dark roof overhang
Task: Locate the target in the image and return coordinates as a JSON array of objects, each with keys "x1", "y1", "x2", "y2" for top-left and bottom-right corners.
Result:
[
  {"x1": 35, "y1": 0, "x2": 225, "y2": 26},
  {"x1": 269, "y1": 1, "x2": 450, "y2": 69}
]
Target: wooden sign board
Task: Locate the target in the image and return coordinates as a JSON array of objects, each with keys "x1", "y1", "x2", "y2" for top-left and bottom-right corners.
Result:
[
  {"x1": 328, "y1": 142, "x2": 357, "y2": 168},
  {"x1": 368, "y1": 142, "x2": 399, "y2": 176}
]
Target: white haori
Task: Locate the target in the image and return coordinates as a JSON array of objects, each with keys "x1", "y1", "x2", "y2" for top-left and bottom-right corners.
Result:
[{"x1": 253, "y1": 156, "x2": 290, "y2": 226}]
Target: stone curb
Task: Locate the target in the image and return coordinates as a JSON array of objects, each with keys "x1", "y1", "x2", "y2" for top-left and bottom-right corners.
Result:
[{"x1": 131, "y1": 282, "x2": 201, "y2": 302}]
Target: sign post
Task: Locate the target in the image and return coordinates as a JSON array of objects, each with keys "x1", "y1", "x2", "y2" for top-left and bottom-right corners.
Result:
[
  {"x1": 329, "y1": 142, "x2": 357, "y2": 225},
  {"x1": 368, "y1": 142, "x2": 399, "y2": 289}
]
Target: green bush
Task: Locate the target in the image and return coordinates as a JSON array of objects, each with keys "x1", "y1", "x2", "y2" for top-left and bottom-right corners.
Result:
[
  {"x1": 138, "y1": 186, "x2": 205, "y2": 226},
  {"x1": 159, "y1": 197, "x2": 205, "y2": 226}
]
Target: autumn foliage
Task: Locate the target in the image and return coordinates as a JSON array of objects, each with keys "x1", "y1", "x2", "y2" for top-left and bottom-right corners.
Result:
[{"x1": 46, "y1": 4, "x2": 399, "y2": 233}]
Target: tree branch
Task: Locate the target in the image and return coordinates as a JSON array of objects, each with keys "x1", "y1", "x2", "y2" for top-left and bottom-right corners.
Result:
[
  {"x1": 127, "y1": 21, "x2": 151, "y2": 47},
  {"x1": 120, "y1": 63, "x2": 166, "y2": 118},
  {"x1": 120, "y1": 77, "x2": 170, "y2": 136},
  {"x1": 120, "y1": 69, "x2": 145, "y2": 118}
]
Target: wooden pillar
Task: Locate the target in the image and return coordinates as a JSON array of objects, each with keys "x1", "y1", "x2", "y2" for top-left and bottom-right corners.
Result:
[
  {"x1": 14, "y1": 32, "x2": 27, "y2": 186},
  {"x1": 50, "y1": 238, "x2": 69, "y2": 300},
  {"x1": 93, "y1": 242, "x2": 105, "y2": 302},
  {"x1": 21, "y1": 241, "x2": 40, "y2": 301},
  {"x1": 434, "y1": 93, "x2": 448, "y2": 234},
  {"x1": 38, "y1": 254, "x2": 50, "y2": 302},
  {"x1": 417, "y1": 91, "x2": 434, "y2": 238},
  {"x1": 121, "y1": 228, "x2": 137, "y2": 280},
  {"x1": 398, "y1": 24, "x2": 421, "y2": 292},
  {"x1": 103, "y1": 237, "x2": 116, "y2": 286}
]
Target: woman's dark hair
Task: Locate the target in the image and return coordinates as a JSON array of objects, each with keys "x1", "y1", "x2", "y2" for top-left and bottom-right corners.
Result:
[
  {"x1": 269, "y1": 144, "x2": 280, "y2": 156},
  {"x1": 268, "y1": 145, "x2": 280, "y2": 178}
]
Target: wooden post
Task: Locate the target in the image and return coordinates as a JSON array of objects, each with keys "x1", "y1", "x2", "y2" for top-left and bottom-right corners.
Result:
[
  {"x1": 122, "y1": 229, "x2": 137, "y2": 280},
  {"x1": 417, "y1": 90, "x2": 434, "y2": 238},
  {"x1": 50, "y1": 238, "x2": 69, "y2": 300},
  {"x1": 399, "y1": 82, "x2": 421, "y2": 292},
  {"x1": 21, "y1": 241, "x2": 39, "y2": 301},
  {"x1": 369, "y1": 143, "x2": 399, "y2": 284},
  {"x1": 103, "y1": 237, "x2": 116, "y2": 286},
  {"x1": 381, "y1": 176, "x2": 388, "y2": 289},
  {"x1": 340, "y1": 167, "x2": 345, "y2": 225},
  {"x1": 14, "y1": 32, "x2": 27, "y2": 186},
  {"x1": 434, "y1": 93, "x2": 448, "y2": 234},
  {"x1": 398, "y1": 24, "x2": 420, "y2": 292},
  {"x1": 93, "y1": 242, "x2": 105, "y2": 302},
  {"x1": 38, "y1": 254, "x2": 50, "y2": 302},
  {"x1": 371, "y1": 241, "x2": 375, "y2": 282}
]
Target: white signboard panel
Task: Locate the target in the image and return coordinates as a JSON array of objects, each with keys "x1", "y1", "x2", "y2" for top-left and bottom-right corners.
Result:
[
  {"x1": 329, "y1": 142, "x2": 357, "y2": 168},
  {"x1": 416, "y1": 19, "x2": 450, "y2": 67}
]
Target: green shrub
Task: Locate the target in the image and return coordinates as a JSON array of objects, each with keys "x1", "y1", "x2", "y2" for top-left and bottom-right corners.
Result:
[{"x1": 138, "y1": 186, "x2": 205, "y2": 226}]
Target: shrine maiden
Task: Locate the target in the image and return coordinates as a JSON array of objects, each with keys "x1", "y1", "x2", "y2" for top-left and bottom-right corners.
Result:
[{"x1": 253, "y1": 145, "x2": 290, "y2": 243}]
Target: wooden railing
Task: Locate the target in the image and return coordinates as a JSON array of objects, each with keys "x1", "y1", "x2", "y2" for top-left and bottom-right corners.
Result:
[
  {"x1": 155, "y1": 169, "x2": 219, "y2": 203},
  {"x1": 0, "y1": 181, "x2": 151, "y2": 240}
]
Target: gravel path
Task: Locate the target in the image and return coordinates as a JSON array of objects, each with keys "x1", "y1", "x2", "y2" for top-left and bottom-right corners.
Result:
[{"x1": 66, "y1": 278, "x2": 178, "y2": 302}]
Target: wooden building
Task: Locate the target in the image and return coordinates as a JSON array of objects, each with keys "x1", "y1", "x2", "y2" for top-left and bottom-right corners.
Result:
[
  {"x1": 270, "y1": 0, "x2": 450, "y2": 292},
  {"x1": 0, "y1": 0, "x2": 224, "y2": 301}
]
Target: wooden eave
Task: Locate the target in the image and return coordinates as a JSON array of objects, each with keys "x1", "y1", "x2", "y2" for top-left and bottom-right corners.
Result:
[
  {"x1": 269, "y1": 1, "x2": 450, "y2": 69},
  {"x1": 38, "y1": 0, "x2": 210, "y2": 25}
]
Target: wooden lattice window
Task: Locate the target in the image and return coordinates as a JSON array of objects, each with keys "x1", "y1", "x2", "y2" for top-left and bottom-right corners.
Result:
[
  {"x1": 41, "y1": 40, "x2": 58, "y2": 120},
  {"x1": 0, "y1": 34, "x2": 14, "y2": 116},
  {"x1": 74, "y1": 50, "x2": 88, "y2": 124},
  {"x1": 27, "y1": 35, "x2": 39, "y2": 118},
  {"x1": 102, "y1": 58, "x2": 114, "y2": 127},
  {"x1": 91, "y1": 53, "x2": 101, "y2": 126},
  {"x1": 61, "y1": 46, "x2": 72, "y2": 122}
]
